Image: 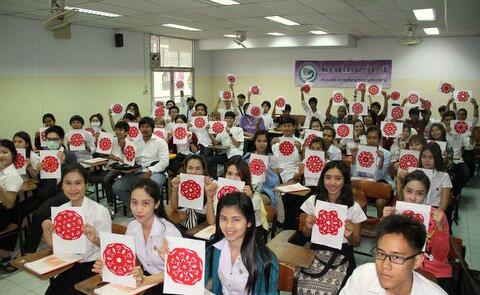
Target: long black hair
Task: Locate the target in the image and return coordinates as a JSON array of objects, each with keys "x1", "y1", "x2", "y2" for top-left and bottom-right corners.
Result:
[
  {"x1": 211, "y1": 192, "x2": 275, "y2": 294},
  {"x1": 253, "y1": 130, "x2": 272, "y2": 154},
  {"x1": 419, "y1": 142, "x2": 444, "y2": 172},
  {"x1": 315, "y1": 160, "x2": 354, "y2": 207},
  {"x1": 0, "y1": 139, "x2": 17, "y2": 165},
  {"x1": 428, "y1": 123, "x2": 447, "y2": 141},
  {"x1": 131, "y1": 179, "x2": 167, "y2": 218},
  {"x1": 13, "y1": 131, "x2": 33, "y2": 158},
  {"x1": 225, "y1": 157, "x2": 252, "y2": 188},
  {"x1": 182, "y1": 154, "x2": 210, "y2": 176}
]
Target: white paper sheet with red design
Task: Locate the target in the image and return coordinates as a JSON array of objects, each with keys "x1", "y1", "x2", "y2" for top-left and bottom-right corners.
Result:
[
  {"x1": 97, "y1": 132, "x2": 114, "y2": 155},
  {"x1": 301, "y1": 82, "x2": 311, "y2": 94},
  {"x1": 215, "y1": 177, "x2": 245, "y2": 201},
  {"x1": 246, "y1": 104, "x2": 262, "y2": 118},
  {"x1": 408, "y1": 167, "x2": 434, "y2": 181},
  {"x1": 355, "y1": 145, "x2": 377, "y2": 174},
  {"x1": 303, "y1": 129, "x2": 323, "y2": 148},
  {"x1": 332, "y1": 90, "x2": 344, "y2": 106},
  {"x1": 192, "y1": 116, "x2": 208, "y2": 130},
  {"x1": 24, "y1": 253, "x2": 83, "y2": 276},
  {"x1": 39, "y1": 127, "x2": 48, "y2": 147},
  {"x1": 453, "y1": 90, "x2": 472, "y2": 103},
  {"x1": 311, "y1": 200, "x2": 347, "y2": 250},
  {"x1": 349, "y1": 102, "x2": 368, "y2": 116},
  {"x1": 67, "y1": 130, "x2": 86, "y2": 151},
  {"x1": 381, "y1": 121, "x2": 403, "y2": 138},
  {"x1": 387, "y1": 104, "x2": 405, "y2": 121},
  {"x1": 249, "y1": 85, "x2": 261, "y2": 95},
  {"x1": 407, "y1": 91, "x2": 421, "y2": 106},
  {"x1": 175, "y1": 80, "x2": 184, "y2": 90},
  {"x1": 356, "y1": 82, "x2": 367, "y2": 92},
  {"x1": 304, "y1": 149, "x2": 325, "y2": 179},
  {"x1": 395, "y1": 201, "x2": 431, "y2": 250},
  {"x1": 40, "y1": 150, "x2": 61, "y2": 179},
  {"x1": 277, "y1": 137, "x2": 299, "y2": 162},
  {"x1": 428, "y1": 140, "x2": 447, "y2": 154},
  {"x1": 226, "y1": 73, "x2": 236, "y2": 84},
  {"x1": 164, "y1": 236, "x2": 205, "y2": 295},
  {"x1": 123, "y1": 142, "x2": 136, "y2": 166},
  {"x1": 398, "y1": 149, "x2": 420, "y2": 171},
  {"x1": 178, "y1": 173, "x2": 205, "y2": 211},
  {"x1": 173, "y1": 123, "x2": 189, "y2": 144},
  {"x1": 249, "y1": 153, "x2": 269, "y2": 184},
  {"x1": 127, "y1": 123, "x2": 140, "y2": 140},
  {"x1": 14, "y1": 148, "x2": 27, "y2": 175},
  {"x1": 276, "y1": 96, "x2": 286, "y2": 111},
  {"x1": 152, "y1": 106, "x2": 165, "y2": 118},
  {"x1": 451, "y1": 120, "x2": 470, "y2": 135},
  {"x1": 101, "y1": 232, "x2": 137, "y2": 288},
  {"x1": 209, "y1": 121, "x2": 226, "y2": 135},
  {"x1": 334, "y1": 124, "x2": 353, "y2": 139},
  {"x1": 153, "y1": 128, "x2": 167, "y2": 140},
  {"x1": 51, "y1": 207, "x2": 86, "y2": 254},
  {"x1": 367, "y1": 84, "x2": 382, "y2": 96},
  {"x1": 438, "y1": 81, "x2": 454, "y2": 94},
  {"x1": 389, "y1": 90, "x2": 401, "y2": 101},
  {"x1": 85, "y1": 128, "x2": 96, "y2": 137},
  {"x1": 110, "y1": 103, "x2": 124, "y2": 115},
  {"x1": 219, "y1": 90, "x2": 232, "y2": 101},
  {"x1": 420, "y1": 99, "x2": 432, "y2": 111},
  {"x1": 94, "y1": 282, "x2": 157, "y2": 295}
]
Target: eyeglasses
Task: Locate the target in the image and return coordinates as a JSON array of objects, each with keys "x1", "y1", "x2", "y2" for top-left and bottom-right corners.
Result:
[{"x1": 374, "y1": 249, "x2": 420, "y2": 265}]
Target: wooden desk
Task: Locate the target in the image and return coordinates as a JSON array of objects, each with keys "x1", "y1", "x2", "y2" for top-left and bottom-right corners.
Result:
[
  {"x1": 273, "y1": 184, "x2": 311, "y2": 197},
  {"x1": 107, "y1": 166, "x2": 140, "y2": 174},
  {"x1": 20, "y1": 181, "x2": 38, "y2": 193},
  {"x1": 267, "y1": 230, "x2": 315, "y2": 269},
  {"x1": 210, "y1": 145, "x2": 230, "y2": 152},
  {"x1": 184, "y1": 222, "x2": 210, "y2": 238},
  {"x1": 11, "y1": 248, "x2": 76, "y2": 280},
  {"x1": 75, "y1": 274, "x2": 105, "y2": 295},
  {"x1": 80, "y1": 158, "x2": 109, "y2": 168}
]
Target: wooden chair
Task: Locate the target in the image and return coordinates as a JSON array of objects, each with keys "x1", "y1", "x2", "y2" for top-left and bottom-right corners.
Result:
[
  {"x1": 278, "y1": 262, "x2": 296, "y2": 292},
  {"x1": 265, "y1": 204, "x2": 277, "y2": 239},
  {"x1": 352, "y1": 187, "x2": 368, "y2": 214},
  {"x1": 112, "y1": 223, "x2": 127, "y2": 235}
]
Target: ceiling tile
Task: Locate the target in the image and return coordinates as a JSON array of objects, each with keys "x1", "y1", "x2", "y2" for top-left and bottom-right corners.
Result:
[
  {"x1": 362, "y1": 10, "x2": 407, "y2": 21},
  {"x1": 299, "y1": 0, "x2": 357, "y2": 13},
  {"x1": 257, "y1": 1, "x2": 314, "y2": 15},
  {"x1": 324, "y1": 11, "x2": 368, "y2": 23}
]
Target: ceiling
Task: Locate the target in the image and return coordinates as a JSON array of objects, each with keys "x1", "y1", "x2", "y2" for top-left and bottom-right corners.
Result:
[{"x1": 0, "y1": 0, "x2": 479, "y2": 40}]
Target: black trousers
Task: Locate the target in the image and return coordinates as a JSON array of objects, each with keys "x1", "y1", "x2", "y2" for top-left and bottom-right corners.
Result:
[
  {"x1": 45, "y1": 261, "x2": 95, "y2": 295},
  {"x1": 0, "y1": 204, "x2": 18, "y2": 251},
  {"x1": 206, "y1": 153, "x2": 229, "y2": 178},
  {"x1": 102, "y1": 170, "x2": 121, "y2": 205}
]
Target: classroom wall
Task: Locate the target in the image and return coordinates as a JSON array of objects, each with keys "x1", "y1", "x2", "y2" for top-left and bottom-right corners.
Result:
[{"x1": 203, "y1": 36, "x2": 480, "y2": 121}]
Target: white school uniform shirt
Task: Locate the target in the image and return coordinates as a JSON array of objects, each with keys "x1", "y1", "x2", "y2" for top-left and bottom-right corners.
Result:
[
  {"x1": 339, "y1": 262, "x2": 447, "y2": 295},
  {"x1": 193, "y1": 128, "x2": 212, "y2": 147},
  {"x1": 58, "y1": 197, "x2": 111, "y2": 263},
  {"x1": 126, "y1": 216, "x2": 181, "y2": 275},
  {"x1": 216, "y1": 126, "x2": 244, "y2": 158},
  {"x1": 67, "y1": 130, "x2": 96, "y2": 162},
  {"x1": 327, "y1": 144, "x2": 342, "y2": 161},
  {"x1": 0, "y1": 164, "x2": 23, "y2": 194},
  {"x1": 424, "y1": 170, "x2": 452, "y2": 207},
  {"x1": 300, "y1": 195, "x2": 367, "y2": 244},
  {"x1": 134, "y1": 136, "x2": 169, "y2": 173},
  {"x1": 262, "y1": 113, "x2": 274, "y2": 130},
  {"x1": 252, "y1": 192, "x2": 262, "y2": 227},
  {"x1": 301, "y1": 100, "x2": 323, "y2": 128},
  {"x1": 272, "y1": 136, "x2": 301, "y2": 183},
  {"x1": 218, "y1": 107, "x2": 235, "y2": 121},
  {"x1": 446, "y1": 133, "x2": 473, "y2": 164},
  {"x1": 340, "y1": 136, "x2": 367, "y2": 156},
  {"x1": 214, "y1": 238, "x2": 250, "y2": 295},
  {"x1": 108, "y1": 137, "x2": 127, "y2": 165}
]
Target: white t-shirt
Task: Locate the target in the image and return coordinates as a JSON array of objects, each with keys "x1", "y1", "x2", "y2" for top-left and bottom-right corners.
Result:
[
  {"x1": 300, "y1": 195, "x2": 367, "y2": 244},
  {"x1": 424, "y1": 170, "x2": 453, "y2": 207},
  {"x1": 340, "y1": 135, "x2": 367, "y2": 156},
  {"x1": 302, "y1": 100, "x2": 323, "y2": 128},
  {"x1": 327, "y1": 144, "x2": 342, "y2": 161},
  {"x1": 216, "y1": 126, "x2": 244, "y2": 158},
  {"x1": 272, "y1": 136, "x2": 301, "y2": 182},
  {"x1": 0, "y1": 164, "x2": 23, "y2": 193}
]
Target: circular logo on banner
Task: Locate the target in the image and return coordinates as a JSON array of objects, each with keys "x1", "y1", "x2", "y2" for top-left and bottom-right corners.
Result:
[
  {"x1": 297, "y1": 62, "x2": 318, "y2": 83},
  {"x1": 166, "y1": 248, "x2": 203, "y2": 286}
]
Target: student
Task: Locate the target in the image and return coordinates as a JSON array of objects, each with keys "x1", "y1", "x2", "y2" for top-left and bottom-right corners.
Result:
[
  {"x1": 446, "y1": 96, "x2": 479, "y2": 127},
  {"x1": 369, "y1": 91, "x2": 389, "y2": 127},
  {"x1": 340, "y1": 118, "x2": 366, "y2": 156},
  {"x1": 389, "y1": 122, "x2": 412, "y2": 162},
  {"x1": 13, "y1": 131, "x2": 40, "y2": 179},
  {"x1": 272, "y1": 99, "x2": 292, "y2": 125},
  {"x1": 113, "y1": 117, "x2": 169, "y2": 206},
  {"x1": 239, "y1": 102, "x2": 266, "y2": 138},
  {"x1": 340, "y1": 214, "x2": 447, "y2": 295},
  {"x1": 215, "y1": 90, "x2": 237, "y2": 121},
  {"x1": 300, "y1": 88, "x2": 323, "y2": 128},
  {"x1": 179, "y1": 90, "x2": 196, "y2": 120},
  {"x1": 205, "y1": 192, "x2": 279, "y2": 294},
  {"x1": 206, "y1": 111, "x2": 244, "y2": 175},
  {"x1": 108, "y1": 102, "x2": 141, "y2": 130},
  {"x1": 167, "y1": 114, "x2": 198, "y2": 174},
  {"x1": 261, "y1": 101, "x2": 274, "y2": 130},
  {"x1": 384, "y1": 170, "x2": 454, "y2": 294},
  {"x1": 0, "y1": 139, "x2": 24, "y2": 272},
  {"x1": 34, "y1": 113, "x2": 56, "y2": 150},
  {"x1": 403, "y1": 106, "x2": 431, "y2": 136},
  {"x1": 325, "y1": 96, "x2": 352, "y2": 125},
  {"x1": 93, "y1": 179, "x2": 181, "y2": 294},
  {"x1": 169, "y1": 155, "x2": 216, "y2": 230},
  {"x1": 41, "y1": 165, "x2": 111, "y2": 294},
  {"x1": 165, "y1": 100, "x2": 175, "y2": 110},
  {"x1": 192, "y1": 103, "x2": 213, "y2": 158},
  {"x1": 299, "y1": 161, "x2": 366, "y2": 294},
  {"x1": 428, "y1": 123, "x2": 453, "y2": 161},
  {"x1": 322, "y1": 126, "x2": 342, "y2": 161},
  {"x1": 88, "y1": 113, "x2": 105, "y2": 140},
  {"x1": 67, "y1": 115, "x2": 96, "y2": 162},
  {"x1": 236, "y1": 93, "x2": 247, "y2": 117},
  {"x1": 166, "y1": 105, "x2": 180, "y2": 129},
  {"x1": 271, "y1": 116, "x2": 301, "y2": 183}
]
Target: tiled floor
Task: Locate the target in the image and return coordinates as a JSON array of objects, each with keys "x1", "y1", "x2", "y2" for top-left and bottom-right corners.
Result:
[{"x1": 1, "y1": 175, "x2": 478, "y2": 294}]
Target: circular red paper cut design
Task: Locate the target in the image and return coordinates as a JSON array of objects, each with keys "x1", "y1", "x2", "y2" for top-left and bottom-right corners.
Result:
[
  {"x1": 217, "y1": 185, "x2": 239, "y2": 200},
  {"x1": 399, "y1": 154, "x2": 418, "y2": 170},
  {"x1": 223, "y1": 91, "x2": 232, "y2": 100},
  {"x1": 249, "y1": 159, "x2": 266, "y2": 176},
  {"x1": 251, "y1": 86, "x2": 260, "y2": 95},
  {"x1": 194, "y1": 117, "x2": 206, "y2": 129},
  {"x1": 14, "y1": 153, "x2": 26, "y2": 169},
  {"x1": 128, "y1": 127, "x2": 139, "y2": 138},
  {"x1": 84, "y1": 128, "x2": 95, "y2": 136},
  {"x1": 70, "y1": 133, "x2": 85, "y2": 147},
  {"x1": 112, "y1": 104, "x2": 123, "y2": 114},
  {"x1": 166, "y1": 248, "x2": 203, "y2": 286},
  {"x1": 383, "y1": 123, "x2": 397, "y2": 137},
  {"x1": 408, "y1": 93, "x2": 419, "y2": 104},
  {"x1": 250, "y1": 106, "x2": 261, "y2": 117},
  {"x1": 457, "y1": 91, "x2": 470, "y2": 102},
  {"x1": 306, "y1": 155, "x2": 324, "y2": 173},
  {"x1": 454, "y1": 121, "x2": 469, "y2": 134},
  {"x1": 103, "y1": 243, "x2": 136, "y2": 276},
  {"x1": 42, "y1": 156, "x2": 59, "y2": 173},
  {"x1": 422, "y1": 100, "x2": 431, "y2": 110},
  {"x1": 440, "y1": 83, "x2": 453, "y2": 94},
  {"x1": 174, "y1": 127, "x2": 187, "y2": 140},
  {"x1": 357, "y1": 83, "x2": 366, "y2": 91},
  {"x1": 391, "y1": 106, "x2": 404, "y2": 120},
  {"x1": 41, "y1": 130, "x2": 47, "y2": 142},
  {"x1": 302, "y1": 84, "x2": 311, "y2": 93},
  {"x1": 315, "y1": 210, "x2": 343, "y2": 235},
  {"x1": 279, "y1": 141, "x2": 295, "y2": 156},
  {"x1": 276, "y1": 97, "x2": 286, "y2": 107},
  {"x1": 99, "y1": 137, "x2": 112, "y2": 151},
  {"x1": 351, "y1": 102, "x2": 364, "y2": 115},
  {"x1": 337, "y1": 124, "x2": 350, "y2": 138},
  {"x1": 333, "y1": 92, "x2": 343, "y2": 103},
  {"x1": 402, "y1": 210, "x2": 425, "y2": 224},
  {"x1": 124, "y1": 145, "x2": 136, "y2": 162},
  {"x1": 176, "y1": 80, "x2": 184, "y2": 89},
  {"x1": 358, "y1": 151, "x2": 375, "y2": 168},
  {"x1": 304, "y1": 133, "x2": 318, "y2": 148},
  {"x1": 53, "y1": 210, "x2": 84, "y2": 240},
  {"x1": 390, "y1": 91, "x2": 400, "y2": 100},
  {"x1": 180, "y1": 180, "x2": 202, "y2": 200},
  {"x1": 155, "y1": 107, "x2": 164, "y2": 118},
  {"x1": 154, "y1": 130, "x2": 165, "y2": 139},
  {"x1": 368, "y1": 85, "x2": 379, "y2": 96},
  {"x1": 212, "y1": 122, "x2": 224, "y2": 134},
  {"x1": 227, "y1": 75, "x2": 235, "y2": 84}
]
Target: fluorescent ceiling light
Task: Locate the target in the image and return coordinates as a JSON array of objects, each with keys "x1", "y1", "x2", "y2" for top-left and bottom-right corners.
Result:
[
  {"x1": 267, "y1": 32, "x2": 285, "y2": 36},
  {"x1": 265, "y1": 16, "x2": 300, "y2": 26},
  {"x1": 310, "y1": 30, "x2": 327, "y2": 35},
  {"x1": 162, "y1": 23, "x2": 202, "y2": 31},
  {"x1": 423, "y1": 27, "x2": 440, "y2": 35},
  {"x1": 413, "y1": 8, "x2": 435, "y2": 21},
  {"x1": 64, "y1": 6, "x2": 122, "y2": 17},
  {"x1": 223, "y1": 34, "x2": 237, "y2": 37},
  {"x1": 209, "y1": 0, "x2": 240, "y2": 5}
]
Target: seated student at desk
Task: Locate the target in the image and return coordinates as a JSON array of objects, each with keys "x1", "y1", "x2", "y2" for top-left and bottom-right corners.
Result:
[
  {"x1": 93, "y1": 179, "x2": 181, "y2": 294},
  {"x1": 340, "y1": 215, "x2": 447, "y2": 295},
  {"x1": 113, "y1": 117, "x2": 169, "y2": 206},
  {"x1": 0, "y1": 139, "x2": 24, "y2": 272},
  {"x1": 34, "y1": 113, "x2": 56, "y2": 150},
  {"x1": 41, "y1": 165, "x2": 111, "y2": 294},
  {"x1": 205, "y1": 192, "x2": 279, "y2": 294},
  {"x1": 167, "y1": 114, "x2": 199, "y2": 175},
  {"x1": 13, "y1": 131, "x2": 41, "y2": 180},
  {"x1": 66, "y1": 115, "x2": 96, "y2": 162},
  {"x1": 299, "y1": 161, "x2": 366, "y2": 294}
]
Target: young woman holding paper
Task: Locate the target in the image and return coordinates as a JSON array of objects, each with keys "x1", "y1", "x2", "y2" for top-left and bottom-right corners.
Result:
[
  {"x1": 167, "y1": 114, "x2": 199, "y2": 174},
  {"x1": 299, "y1": 160, "x2": 367, "y2": 294},
  {"x1": 93, "y1": 179, "x2": 182, "y2": 294},
  {"x1": 205, "y1": 192, "x2": 279, "y2": 294},
  {"x1": 41, "y1": 164, "x2": 111, "y2": 295},
  {"x1": 383, "y1": 170, "x2": 453, "y2": 294},
  {"x1": 13, "y1": 131, "x2": 41, "y2": 179}
]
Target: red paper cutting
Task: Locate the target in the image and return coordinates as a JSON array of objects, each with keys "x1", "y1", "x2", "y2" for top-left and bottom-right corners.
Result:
[
  {"x1": 180, "y1": 180, "x2": 202, "y2": 200},
  {"x1": 42, "y1": 156, "x2": 59, "y2": 173},
  {"x1": 408, "y1": 93, "x2": 419, "y2": 104},
  {"x1": 383, "y1": 122, "x2": 397, "y2": 137},
  {"x1": 302, "y1": 84, "x2": 311, "y2": 93},
  {"x1": 351, "y1": 102, "x2": 364, "y2": 115},
  {"x1": 103, "y1": 243, "x2": 136, "y2": 276},
  {"x1": 99, "y1": 137, "x2": 112, "y2": 151},
  {"x1": 306, "y1": 155, "x2": 324, "y2": 173},
  {"x1": 128, "y1": 127, "x2": 139, "y2": 138},
  {"x1": 337, "y1": 124, "x2": 350, "y2": 138},
  {"x1": 368, "y1": 85, "x2": 379, "y2": 96},
  {"x1": 41, "y1": 130, "x2": 47, "y2": 142},
  {"x1": 454, "y1": 121, "x2": 469, "y2": 134},
  {"x1": 154, "y1": 130, "x2": 165, "y2": 139},
  {"x1": 212, "y1": 122, "x2": 225, "y2": 134},
  {"x1": 70, "y1": 133, "x2": 85, "y2": 147},
  {"x1": 124, "y1": 145, "x2": 136, "y2": 162},
  {"x1": 194, "y1": 117, "x2": 206, "y2": 129},
  {"x1": 390, "y1": 91, "x2": 400, "y2": 100},
  {"x1": 422, "y1": 100, "x2": 431, "y2": 110},
  {"x1": 249, "y1": 159, "x2": 266, "y2": 176},
  {"x1": 85, "y1": 128, "x2": 95, "y2": 136},
  {"x1": 176, "y1": 80, "x2": 184, "y2": 89},
  {"x1": 357, "y1": 83, "x2": 366, "y2": 92},
  {"x1": 217, "y1": 185, "x2": 239, "y2": 200},
  {"x1": 399, "y1": 154, "x2": 418, "y2": 170},
  {"x1": 315, "y1": 210, "x2": 343, "y2": 235},
  {"x1": 112, "y1": 104, "x2": 123, "y2": 114},
  {"x1": 14, "y1": 153, "x2": 26, "y2": 169},
  {"x1": 227, "y1": 75, "x2": 235, "y2": 84},
  {"x1": 54, "y1": 210, "x2": 84, "y2": 240},
  {"x1": 440, "y1": 83, "x2": 453, "y2": 94},
  {"x1": 279, "y1": 141, "x2": 295, "y2": 156},
  {"x1": 402, "y1": 210, "x2": 425, "y2": 224},
  {"x1": 174, "y1": 127, "x2": 187, "y2": 140},
  {"x1": 358, "y1": 151, "x2": 375, "y2": 168},
  {"x1": 223, "y1": 91, "x2": 232, "y2": 100},
  {"x1": 276, "y1": 97, "x2": 286, "y2": 107},
  {"x1": 166, "y1": 248, "x2": 203, "y2": 285},
  {"x1": 155, "y1": 107, "x2": 165, "y2": 118},
  {"x1": 304, "y1": 133, "x2": 318, "y2": 148},
  {"x1": 391, "y1": 106, "x2": 404, "y2": 120},
  {"x1": 333, "y1": 92, "x2": 343, "y2": 103},
  {"x1": 457, "y1": 91, "x2": 470, "y2": 102},
  {"x1": 250, "y1": 106, "x2": 261, "y2": 117},
  {"x1": 250, "y1": 86, "x2": 260, "y2": 95}
]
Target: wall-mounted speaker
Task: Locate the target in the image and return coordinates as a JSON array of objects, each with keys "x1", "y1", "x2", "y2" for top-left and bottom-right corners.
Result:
[{"x1": 115, "y1": 33, "x2": 123, "y2": 47}]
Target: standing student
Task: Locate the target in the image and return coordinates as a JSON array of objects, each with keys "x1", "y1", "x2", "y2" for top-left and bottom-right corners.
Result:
[
  {"x1": 34, "y1": 113, "x2": 56, "y2": 150},
  {"x1": 340, "y1": 215, "x2": 447, "y2": 295},
  {"x1": 403, "y1": 105, "x2": 431, "y2": 136},
  {"x1": 93, "y1": 179, "x2": 182, "y2": 294},
  {"x1": 167, "y1": 114, "x2": 199, "y2": 174},
  {"x1": 301, "y1": 88, "x2": 323, "y2": 128},
  {"x1": 271, "y1": 116, "x2": 301, "y2": 183},
  {"x1": 0, "y1": 139, "x2": 24, "y2": 272},
  {"x1": 205, "y1": 192, "x2": 279, "y2": 294},
  {"x1": 67, "y1": 115, "x2": 96, "y2": 162},
  {"x1": 215, "y1": 85, "x2": 237, "y2": 121},
  {"x1": 179, "y1": 90, "x2": 196, "y2": 120},
  {"x1": 108, "y1": 102, "x2": 141, "y2": 130},
  {"x1": 41, "y1": 165, "x2": 111, "y2": 294},
  {"x1": 299, "y1": 161, "x2": 367, "y2": 294}
]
